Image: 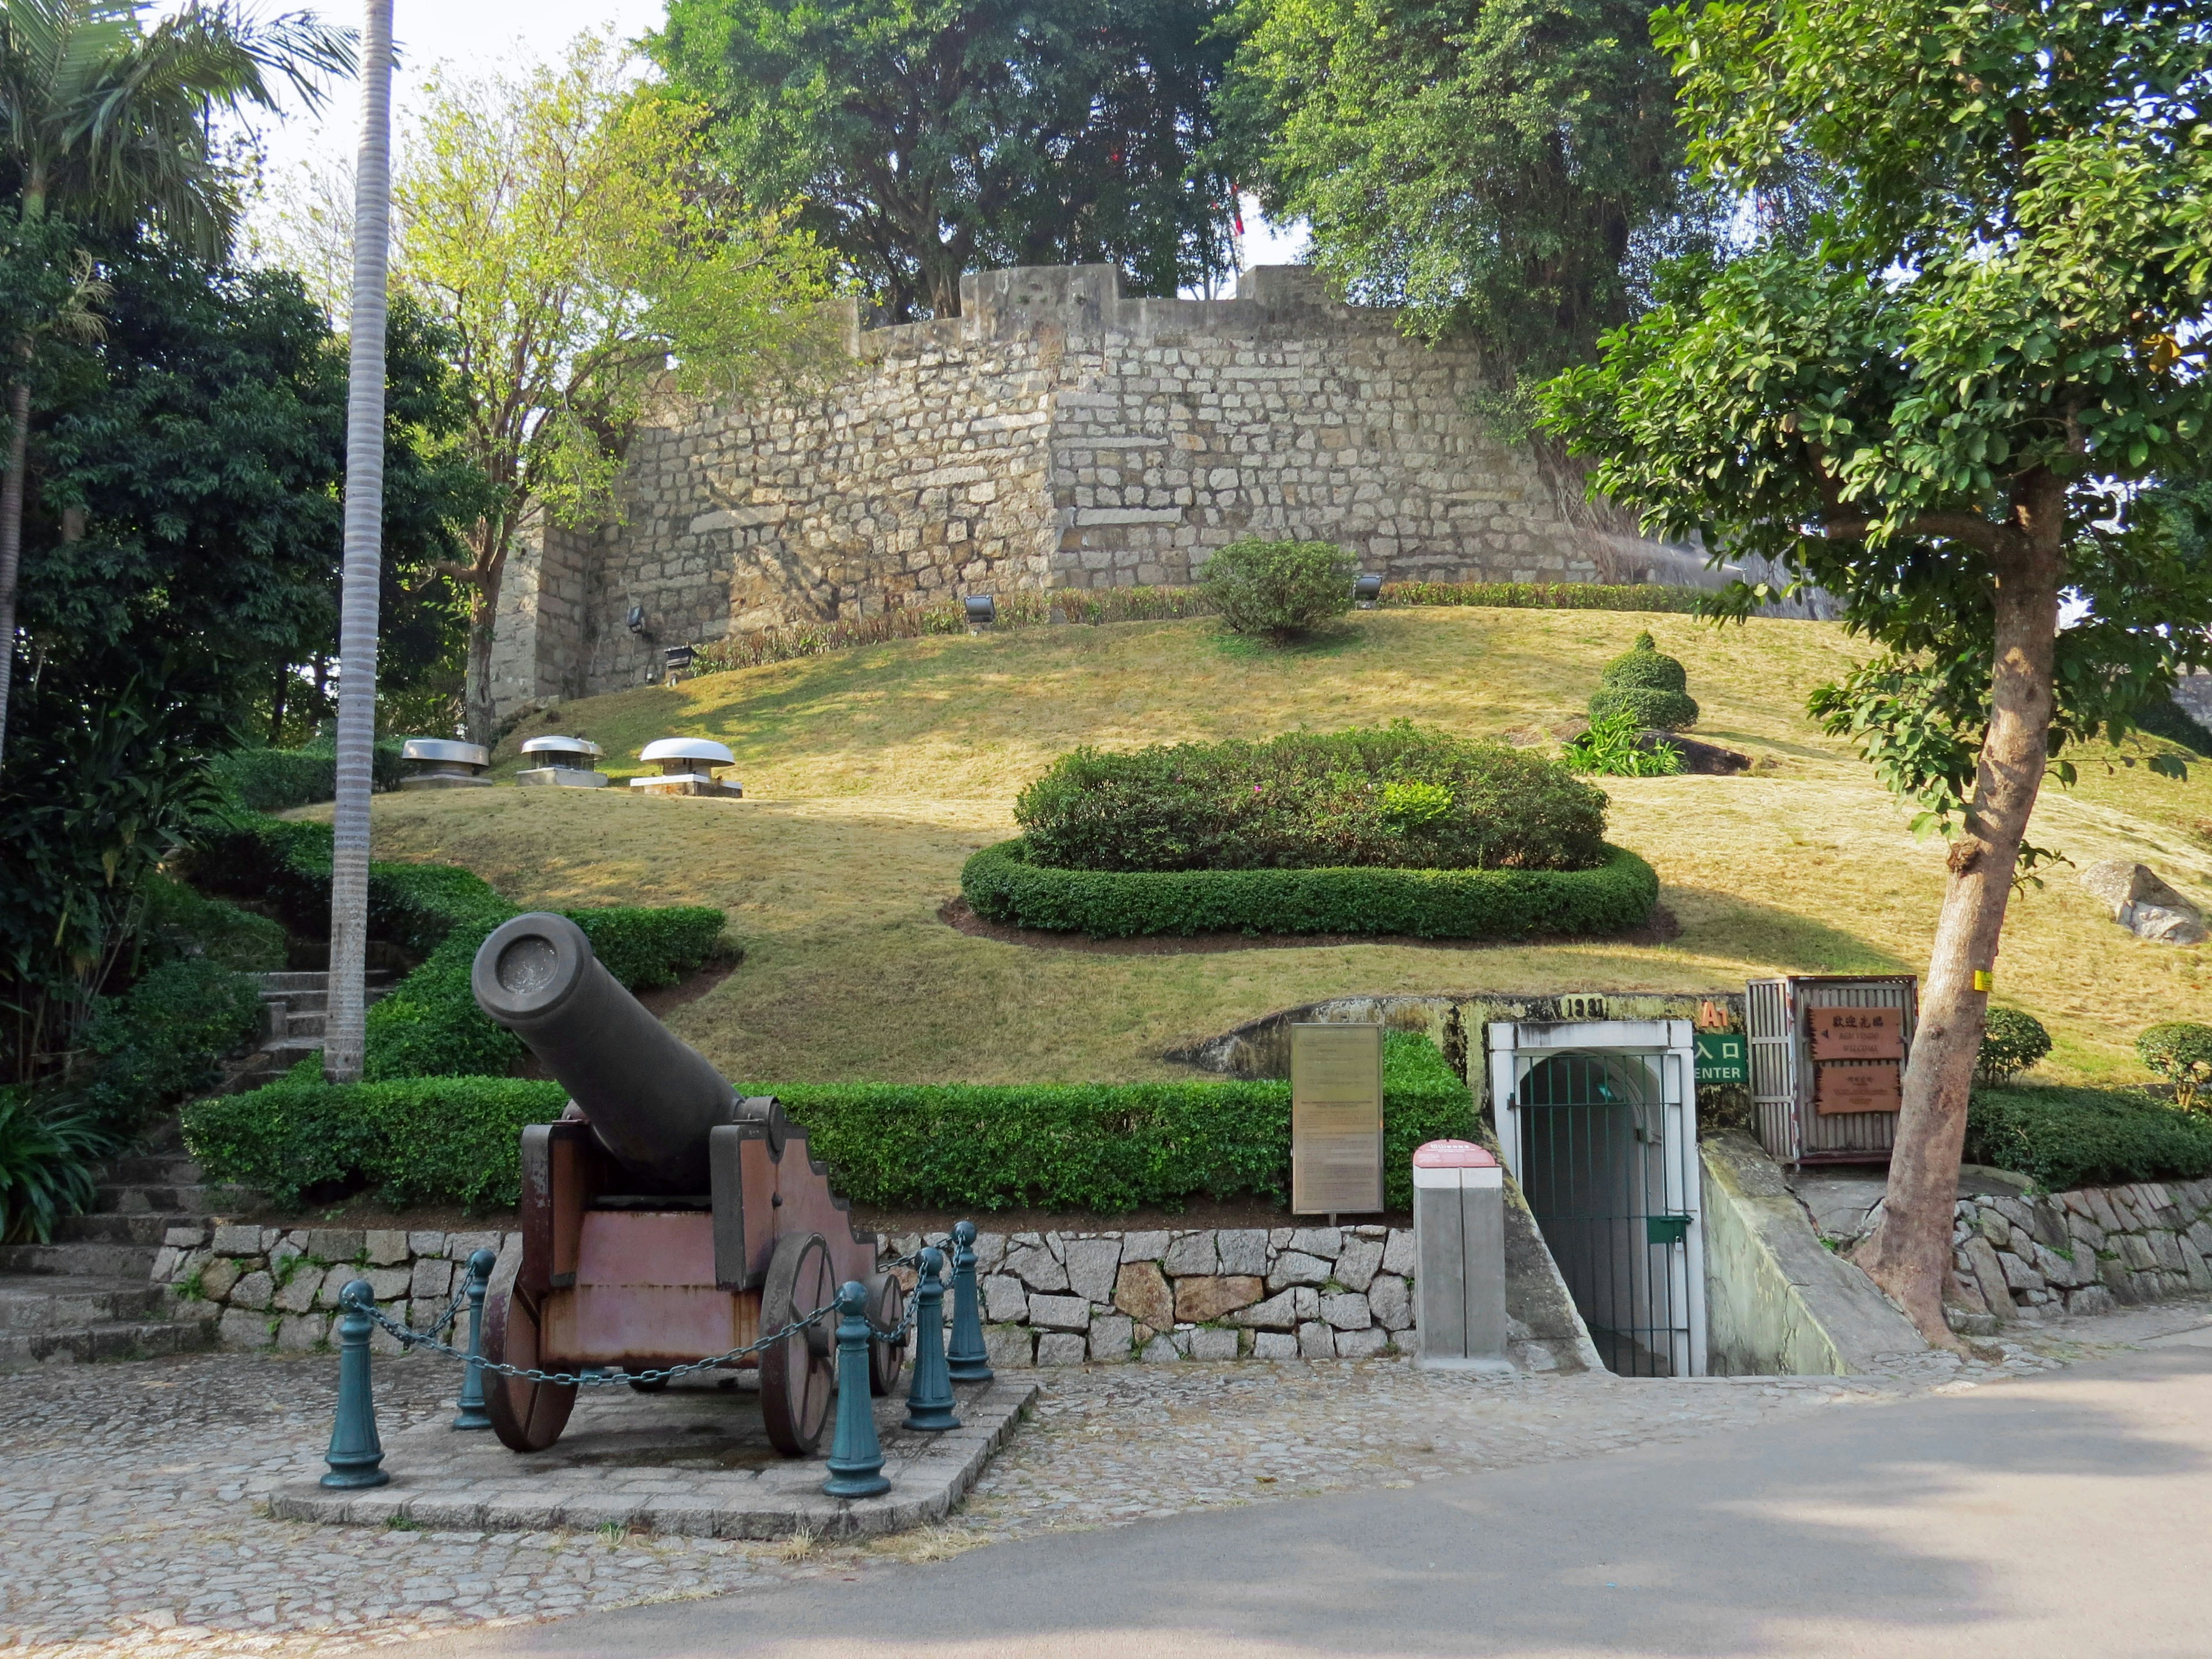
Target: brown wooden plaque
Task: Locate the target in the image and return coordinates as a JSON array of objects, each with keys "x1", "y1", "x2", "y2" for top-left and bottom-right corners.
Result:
[
  {"x1": 1291, "y1": 1023, "x2": 1385, "y2": 1214},
  {"x1": 1815, "y1": 1060, "x2": 1903, "y2": 1116},
  {"x1": 1808, "y1": 1006, "x2": 1906, "y2": 1062}
]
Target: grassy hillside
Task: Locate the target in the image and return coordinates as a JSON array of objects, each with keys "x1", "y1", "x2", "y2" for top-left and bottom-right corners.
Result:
[{"x1": 343, "y1": 609, "x2": 2211, "y2": 1085}]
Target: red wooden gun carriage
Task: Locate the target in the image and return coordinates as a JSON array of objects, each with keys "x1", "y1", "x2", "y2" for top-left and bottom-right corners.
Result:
[{"x1": 468, "y1": 912, "x2": 905, "y2": 1455}]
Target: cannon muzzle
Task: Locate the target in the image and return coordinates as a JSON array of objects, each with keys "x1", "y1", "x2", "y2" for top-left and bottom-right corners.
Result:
[{"x1": 471, "y1": 912, "x2": 734, "y2": 1192}]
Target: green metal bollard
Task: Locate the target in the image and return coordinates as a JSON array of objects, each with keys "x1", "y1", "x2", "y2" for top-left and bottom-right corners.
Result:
[
  {"x1": 821, "y1": 1281, "x2": 890, "y2": 1499},
  {"x1": 321, "y1": 1279, "x2": 389, "y2": 1490},
  {"x1": 903, "y1": 1247, "x2": 960, "y2": 1432},
  {"x1": 944, "y1": 1219, "x2": 993, "y2": 1384},
  {"x1": 452, "y1": 1248, "x2": 498, "y2": 1431}
]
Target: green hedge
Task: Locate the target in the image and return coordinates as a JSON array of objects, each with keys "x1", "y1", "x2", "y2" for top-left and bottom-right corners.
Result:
[
  {"x1": 962, "y1": 836, "x2": 1658, "y2": 939},
  {"x1": 67, "y1": 959, "x2": 264, "y2": 1137},
  {"x1": 183, "y1": 1033, "x2": 1475, "y2": 1214},
  {"x1": 1966, "y1": 1084, "x2": 2212, "y2": 1192},
  {"x1": 1378, "y1": 581, "x2": 1711, "y2": 614},
  {"x1": 190, "y1": 817, "x2": 729, "y2": 1080},
  {"x1": 210, "y1": 740, "x2": 407, "y2": 812}
]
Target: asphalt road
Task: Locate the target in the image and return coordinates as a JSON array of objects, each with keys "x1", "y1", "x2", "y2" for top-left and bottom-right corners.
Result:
[{"x1": 412, "y1": 1330, "x2": 2212, "y2": 1659}]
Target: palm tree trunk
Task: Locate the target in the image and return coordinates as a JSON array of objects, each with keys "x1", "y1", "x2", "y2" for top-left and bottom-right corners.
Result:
[
  {"x1": 324, "y1": 0, "x2": 395, "y2": 1084},
  {"x1": 0, "y1": 366, "x2": 30, "y2": 767}
]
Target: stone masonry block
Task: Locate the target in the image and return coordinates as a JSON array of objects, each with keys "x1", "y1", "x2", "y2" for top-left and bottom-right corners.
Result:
[
  {"x1": 1335, "y1": 1328, "x2": 1389, "y2": 1359},
  {"x1": 1004, "y1": 1245, "x2": 1069, "y2": 1293},
  {"x1": 1368, "y1": 1274, "x2": 1414, "y2": 1331},
  {"x1": 1173, "y1": 1276, "x2": 1264, "y2": 1323},
  {"x1": 1319, "y1": 1293, "x2": 1373, "y2": 1331},
  {"x1": 983, "y1": 1324, "x2": 1035, "y2": 1369},
  {"x1": 1089, "y1": 1314, "x2": 1135, "y2": 1362},
  {"x1": 1036, "y1": 1333, "x2": 1088, "y2": 1366},
  {"x1": 1296, "y1": 1321, "x2": 1334, "y2": 1359},
  {"x1": 411, "y1": 1257, "x2": 456, "y2": 1301},
  {"x1": 1027, "y1": 1295, "x2": 1092, "y2": 1332},
  {"x1": 1286, "y1": 1228, "x2": 1343, "y2": 1259},
  {"x1": 1113, "y1": 1262, "x2": 1175, "y2": 1330},
  {"x1": 364, "y1": 1230, "x2": 410, "y2": 1267},
  {"x1": 1161, "y1": 1233, "x2": 1218, "y2": 1275},
  {"x1": 211, "y1": 1224, "x2": 262, "y2": 1256},
  {"x1": 1334, "y1": 1236, "x2": 1385, "y2": 1293},
  {"x1": 1188, "y1": 1328, "x2": 1240, "y2": 1361},
  {"x1": 982, "y1": 1275, "x2": 1029, "y2": 1324},
  {"x1": 1267, "y1": 1252, "x2": 1332, "y2": 1292},
  {"x1": 1381, "y1": 1229, "x2": 1416, "y2": 1277},
  {"x1": 1062, "y1": 1237, "x2": 1122, "y2": 1304},
  {"x1": 1215, "y1": 1230, "x2": 1270, "y2": 1275},
  {"x1": 1225, "y1": 1289, "x2": 1300, "y2": 1331},
  {"x1": 218, "y1": 1307, "x2": 274, "y2": 1350}
]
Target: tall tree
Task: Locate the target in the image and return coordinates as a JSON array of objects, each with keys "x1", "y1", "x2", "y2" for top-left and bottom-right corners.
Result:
[
  {"x1": 324, "y1": 0, "x2": 392, "y2": 1086},
  {"x1": 0, "y1": 0, "x2": 350, "y2": 763},
  {"x1": 1539, "y1": 0, "x2": 2212, "y2": 1340},
  {"x1": 651, "y1": 0, "x2": 1237, "y2": 321},
  {"x1": 393, "y1": 32, "x2": 836, "y2": 744},
  {"x1": 1220, "y1": 0, "x2": 1713, "y2": 425}
]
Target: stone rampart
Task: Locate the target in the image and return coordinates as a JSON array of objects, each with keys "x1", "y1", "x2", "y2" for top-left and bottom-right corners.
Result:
[{"x1": 491, "y1": 263, "x2": 1663, "y2": 716}]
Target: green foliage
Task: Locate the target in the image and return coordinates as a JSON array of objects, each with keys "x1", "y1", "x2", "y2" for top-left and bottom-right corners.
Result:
[
  {"x1": 188, "y1": 816, "x2": 729, "y2": 1081},
  {"x1": 139, "y1": 873, "x2": 285, "y2": 973},
  {"x1": 1966, "y1": 1085, "x2": 2212, "y2": 1193},
  {"x1": 1586, "y1": 630, "x2": 1698, "y2": 731},
  {"x1": 1975, "y1": 1007, "x2": 2052, "y2": 1086},
  {"x1": 184, "y1": 1035, "x2": 1472, "y2": 1214},
  {"x1": 1220, "y1": 0, "x2": 1711, "y2": 398},
  {"x1": 1537, "y1": 0, "x2": 2212, "y2": 834},
  {"x1": 652, "y1": 0, "x2": 1236, "y2": 320},
  {"x1": 0, "y1": 1089, "x2": 108, "y2": 1244},
  {"x1": 208, "y1": 740, "x2": 407, "y2": 813},
  {"x1": 963, "y1": 837, "x2": 1657, "y2": 939},
  {"x1": 1379, "y1": 581, "x2": 1712, "y2": 615},
  {"x1": 2134, "y1": 698, "x2": 2212, "y2": 759},
  {"x1": 1014, "y1": 726, "x2": 1611, "y2": 873},
  {"x1": 1562, "y1": 708, "x2": 1684, "y2": 778},
  {"x1": 1200, "y1": 539, "x2": 1358, "y2": 642},
  {"x1": 65, "y1": 959, "x2": 261, "y2": 1137},
  {"x1": 2137, "y1": 1024, "x2": 2212, "y2": 1112}
]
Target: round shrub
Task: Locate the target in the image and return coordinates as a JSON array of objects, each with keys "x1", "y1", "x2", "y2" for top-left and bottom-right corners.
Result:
[
  {"x1": 1200, "y1": 538, "x2": 1357, "y2": 640},
  {"x1": 2138, "y1": 1022, "x2": 2212, "y2": 1110},
  {"x1": 1014, "y1": 725, "x2": 1612, "y2": 873},
  {"x1": 1590, "y1": 630, "x2": 1698, "y2": 731},
  {"x1": 1976, "y1": 1007, "x2": 2052, "y2": 1085}
]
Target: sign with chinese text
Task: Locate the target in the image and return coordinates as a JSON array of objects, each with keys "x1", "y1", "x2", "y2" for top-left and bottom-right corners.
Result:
[
  {"x1": 1695, "y1": 1031, "x2": 1748, "y2": 1085},
  {"x1": 1808, "y1": 1006, "x2": 1906, "y2": 1062},
  {"x1": 1291, "y1": 1023, "x2": 1385, "y2": 1214},
  {"x1": 1815, "y1": 1060, "x2": 1903, "y2": 1115}
]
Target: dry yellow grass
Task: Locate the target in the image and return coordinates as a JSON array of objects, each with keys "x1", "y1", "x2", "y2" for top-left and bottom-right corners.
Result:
[{"x1": 355, "y1": 609, "x2": 2211, "y2": 1086}]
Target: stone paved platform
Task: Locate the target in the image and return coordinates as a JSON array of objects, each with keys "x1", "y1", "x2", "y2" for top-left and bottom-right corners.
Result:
[{"x1": 270, "y1": 1376, "x2": 1036, "y2": 1539}]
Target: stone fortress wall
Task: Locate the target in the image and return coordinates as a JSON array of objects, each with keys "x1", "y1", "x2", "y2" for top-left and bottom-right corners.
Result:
[{"x1": 489, "y1": 264, "x2": 1683, "y2": 720}]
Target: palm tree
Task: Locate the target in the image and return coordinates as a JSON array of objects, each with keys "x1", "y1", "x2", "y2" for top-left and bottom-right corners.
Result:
[
  {"x1": 0, "y1": 0, "x2": 351, "y2": 759},
  {"x1": 324, "y1": 0, "x2": 390, "y2": 1084}
]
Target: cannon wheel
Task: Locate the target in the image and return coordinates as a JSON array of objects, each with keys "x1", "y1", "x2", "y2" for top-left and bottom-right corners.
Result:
[
  {"x1": 759, "y1": 1232, "x2": 835, "y2": 1456},
  {"x1": 483, "y1": 1275, "x2": 577, "y2": 1453},
  {"x1": 869, "y1": 1274, "x2": 907, "y2": 1397}
]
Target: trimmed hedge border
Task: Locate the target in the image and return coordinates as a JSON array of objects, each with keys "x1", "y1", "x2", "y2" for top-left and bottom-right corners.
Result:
[
  {"x1": 1966, "y1": 1084, "x2": 2212, "y2": 1192},
  {"x1": 960, "y1": 837, "x2": 1658, "y2": 940},
  {"x1": 181, "y1": 1033, "x2": 1473, "y2": 1214}
]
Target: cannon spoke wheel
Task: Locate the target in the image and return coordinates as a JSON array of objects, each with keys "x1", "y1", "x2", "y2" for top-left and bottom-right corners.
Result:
[
  {"x1": 869, "y1": 1275, "x2": 907, "y2": 1397},
  {"x1": 759, "y1": 1232, "x2": 836, "y2": 1456},
  {"x1": 483, "y1": 1263, "x2": 577, "y2": 1453}
]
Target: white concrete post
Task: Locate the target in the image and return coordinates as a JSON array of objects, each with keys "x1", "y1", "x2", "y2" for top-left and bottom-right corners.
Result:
[{"x1": 1413, "y1": 1139, "x2": 1511, "y2": 1372}]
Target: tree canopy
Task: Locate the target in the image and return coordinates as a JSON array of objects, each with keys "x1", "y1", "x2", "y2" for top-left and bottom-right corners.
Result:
[
  {"x1": 651, "y1": 0, "x2": 1238, "y2": 320},
  {"x1": 1539, "y1": 0, "x2": 2212, "y2": 1340},
  {"x1": 1220, "y1": 0, "x2": 1710, "y2": 417}
]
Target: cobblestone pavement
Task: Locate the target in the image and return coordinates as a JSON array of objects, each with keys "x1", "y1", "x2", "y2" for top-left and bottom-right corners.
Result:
[{"x1": 2, "y1": 1296, "x2": 2206, "y2": 1657}]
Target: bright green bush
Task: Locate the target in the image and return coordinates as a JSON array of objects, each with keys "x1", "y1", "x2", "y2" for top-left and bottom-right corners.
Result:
[
  {"x1": 1015, "y1": 726, "x2": 1611, "y2": 874},
  {"x1": 210, "y1": 740, "x2": 406, "y2": 812},
  {"x1": 1976, "y1": 1007, "x2": 2053, "y2": 1085},
  {"x1": 2137, "y1": 1022, "x2": 2212, "y2": 1110},
  {"x1": 140, "y1": 873, "x2": 286, "y2": 972},
  {"x1": 183, "y1": 1035, "x2": 1473, "y2": 1214},
  {"x1": 1966, "y1": 1084, "x2": 2212, "y2": 1190},
  {"x1": 1589, "y1": 631, "x2": 1699, "y2": 732},
  {"x1": 67, "y1": 959, "x2": 263, "y2": 1137},
  {"x1": 1201, "y1": 538, "x2": 1358, "y2": 640},
  {"x1": 0, "y1": 1089, "x2": 109, "y2": 1243},
  {"x1": 963, "y1": 837, "x2": 1658, "y2": 939},
  {"x1": 1562, "y1": 708, "x2": 1686, "y2": 778}
]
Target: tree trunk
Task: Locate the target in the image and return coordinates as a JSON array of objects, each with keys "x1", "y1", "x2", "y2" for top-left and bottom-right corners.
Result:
[
  {"x1": 270, "y1": 661, "x2": 289, "y2": 746},
  {"x1": 0, "y1": 366, "x2": 32, "y2": 767},
  {"x1": 463, "y1": 566, "x2": 501, "y2": 748},
  {"x1": 324, "y1": 0, "x2": 395, "y2": 1085},
  {"x1": 1857, "y1": 474, "x2": 2066, "y2": 1343}
]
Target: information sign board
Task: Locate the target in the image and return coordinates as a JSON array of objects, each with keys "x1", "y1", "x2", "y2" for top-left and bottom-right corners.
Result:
[
  {"x1": 1695, "y1": 1031, "x2": 1748, "y2": 1085},
  {"x1": 1808, "y1": 1007, "x2": 1906, "y2": 1061},
  {"x1": 1815, "y1": 1060, "x2": 1903, "y2": 1115},
  {"x1": 1291, "y1": 1023, "x2": 1384, "y2": 1214}
]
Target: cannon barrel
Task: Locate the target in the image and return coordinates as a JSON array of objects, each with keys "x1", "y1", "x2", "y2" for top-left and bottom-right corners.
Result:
[{"x1": 471, "y1": 912, "x2": 734, "y2": 1192}]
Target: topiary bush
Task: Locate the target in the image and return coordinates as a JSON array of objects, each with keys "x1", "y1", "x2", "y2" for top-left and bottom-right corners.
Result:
[
  {"x1": 184, "y1": 1035, "x2": 1473, "y2": 1214},
  {"x1": 1975, "y1": 1007, "x2": 2052, "y2": 1085},
  {"x1": 1200, "y1": 538, "x2": 1358, "y2": 641},
  {"x1": 1015, "y1": 725, "x2": 1611, "y2": 874},
  {"x1": 2138, "y1": 1022, "x2": 2212, "y2": 1111},
  {"x1": 1589, "y1": 630, "x2": 1699, "y2": 732},
  {"x1": 1966, "y1": 1084, "x2": 2212, "y2": 1190}
]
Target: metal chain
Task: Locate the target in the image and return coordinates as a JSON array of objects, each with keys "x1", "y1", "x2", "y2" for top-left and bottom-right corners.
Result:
[{"x1": 359, "y1": 1300, "x2": 834, "y2": 1388}]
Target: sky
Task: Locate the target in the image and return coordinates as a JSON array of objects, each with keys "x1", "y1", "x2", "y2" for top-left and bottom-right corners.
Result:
[{"x1": 164, "y1": 0, "x2": 1306, "y2": 290}]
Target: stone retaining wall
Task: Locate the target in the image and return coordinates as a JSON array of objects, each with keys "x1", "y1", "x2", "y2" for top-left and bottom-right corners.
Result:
[
  {"x1": 1947, "y1": 1179, "x2": 2212, "y2": 1330},
  {"x1": 149, "y1": 1220, "x2": 1418, "y2": 1366}
]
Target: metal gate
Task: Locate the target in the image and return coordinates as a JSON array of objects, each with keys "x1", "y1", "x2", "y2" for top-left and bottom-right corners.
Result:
[{"x1": 1488, "y1": 1017, "x2": 1705, "y2": 1378}]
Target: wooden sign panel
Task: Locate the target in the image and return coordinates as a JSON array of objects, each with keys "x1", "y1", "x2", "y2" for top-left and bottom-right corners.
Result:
[
  {"x1": 1808, "y1": 1006, "x2": 1906, "y2": 1062},
  {"x1": 1816, "y1": 1060, "x2": 1903, "y2": 1116},
  {"x1": 1291, "y1": 1023, "x2": 1385, "y2": 1214}
]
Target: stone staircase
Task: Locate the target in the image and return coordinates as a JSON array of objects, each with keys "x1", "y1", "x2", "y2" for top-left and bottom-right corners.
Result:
[
  {"x1": 0, "y1": 1124, "x2": 234, "y2": 1368},
  {"x1": 255, "y1": 968, "x2": 395, "y2": 1069}
]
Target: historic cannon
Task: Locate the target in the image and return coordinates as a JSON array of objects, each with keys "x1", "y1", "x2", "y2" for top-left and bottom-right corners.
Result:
[{"x1": 468, "y1": 912, "x2": 904, "y2": 1455}]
